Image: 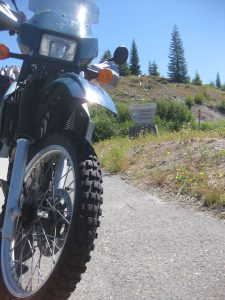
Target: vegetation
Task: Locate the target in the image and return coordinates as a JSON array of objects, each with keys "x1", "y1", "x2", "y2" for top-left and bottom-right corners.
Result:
[
  {"x1": 90, "y1": 103, "x2": 132, "y2": 142},
  {"x1": 90, "y1": 99, "x2": 194, "y2": 142},
  {"x1": 148, "y1": 61, "x2": 160, "y2": 77},
  {"x1": 192, "y1": 71, "x2": 202, "y2": 86},
  {"x1": 168, "y1": 25, "x2": 188, "y2": 83},
  {"x1": 100, "y1": 50, "x2": 112, "y2": 62},
  {"x1": 95, "y1": 30, "x2": 225, "y2": 214},
  {"x1": 119, "y1": 62, "x2": 131, "y2": 76},
  {"x1": 154, "y1": 99, "x2": 193, "y2": 131},
  {"x1": 185, "y1": 96, "x2": 194, "y2": 108},
  {"x1": 194, "y1": 92, "x2": 205, "y2": 105},
  {"x1": 129, "y1": 39, "x2": 141, "y2": 76},
  {"x1": 95, "y1": 127, "x2": 225, "y2": 210},
  {"x1": 217, "y1": 99, "x2": 225, "y2": 113},
  {"x1": 216, "y1": 72, "x2": 221, "y2": 88},
  {"x1": 90, "y1": 72, "x2": 225, "y2": 213}
]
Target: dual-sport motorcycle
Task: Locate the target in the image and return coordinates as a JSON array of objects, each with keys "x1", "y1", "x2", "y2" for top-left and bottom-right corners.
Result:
[{"x1": 0, "y1": 0, "x2": 128, "y2": 299}]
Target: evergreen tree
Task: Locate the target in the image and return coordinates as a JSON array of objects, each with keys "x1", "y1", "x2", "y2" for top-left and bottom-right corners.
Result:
[
  {"x1": 129, "y1": 39, "x2": 141, "y2": 75},
  {"x1": 168, "y1": 25, "x2": 188, "y2": 83},
  {"x1": 119, "y1": 62, "x2": 131, "y2": 76},
  {"x1": 148, "y1": 61, "x2": 160, "y2": 76},
  {"x1": 192, "y1": 70, "x2": 202, "y2": 86},
  {"x1": 100, "y1": 50, "x2": 112, "y2": 62},
  {"x1": 216, "y1": 72, "x2": 221, "y2": 88}
]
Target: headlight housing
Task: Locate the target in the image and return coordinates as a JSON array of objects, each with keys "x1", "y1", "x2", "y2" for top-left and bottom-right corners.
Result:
[{"x1": 39, "y1": 34, "x2": 77, "y2": 62}]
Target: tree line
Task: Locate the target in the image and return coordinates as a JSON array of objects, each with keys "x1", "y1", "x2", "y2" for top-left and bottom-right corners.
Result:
[{"x1": 101, "y1": 25, "x2": 224, "y2": 89}]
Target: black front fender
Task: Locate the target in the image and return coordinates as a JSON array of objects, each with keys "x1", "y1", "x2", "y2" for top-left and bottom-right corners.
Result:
[{"x1": 42, "y1": 72, "x2": 117, "y2": 115}]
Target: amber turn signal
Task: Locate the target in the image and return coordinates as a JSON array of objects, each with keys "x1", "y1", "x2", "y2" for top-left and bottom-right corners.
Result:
[
  {"x1": 0, "y1": 44, "x2": 10, "y2": 60},
  {"x1": 98, "y1": 68, "x2": 113, "y2": 85}
]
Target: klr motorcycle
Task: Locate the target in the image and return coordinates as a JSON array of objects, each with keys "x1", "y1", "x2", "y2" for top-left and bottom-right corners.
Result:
[{"x1": 0, "y1": 0, "x2": 128, "y2": 299}]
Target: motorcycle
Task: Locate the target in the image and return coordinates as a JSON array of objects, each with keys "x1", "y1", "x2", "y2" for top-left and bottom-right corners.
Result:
[{"x1": 0, "y1": 0, "x2": 128, "y2": 299}]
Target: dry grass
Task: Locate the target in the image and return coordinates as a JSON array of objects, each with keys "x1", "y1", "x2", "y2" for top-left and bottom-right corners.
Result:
[
  {"x1": 109, "y1": 76, "x2": 225, "y2": 106},
  {"x1": 95, "y1": 128, "x2": 225, "y2": 209}
]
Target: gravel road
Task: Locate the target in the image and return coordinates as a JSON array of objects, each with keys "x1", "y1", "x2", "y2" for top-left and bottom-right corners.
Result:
[{"x1": 1, "y1": 159, "x2": 225, "y2": 299}]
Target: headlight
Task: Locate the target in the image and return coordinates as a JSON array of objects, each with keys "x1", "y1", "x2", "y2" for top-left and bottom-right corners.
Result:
[{"x1": 39, "y1": 34, "x2": 77, "y2": 62}]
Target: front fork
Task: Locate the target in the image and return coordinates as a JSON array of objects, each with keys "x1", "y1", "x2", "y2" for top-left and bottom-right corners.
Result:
[
  {"x1": 1, "y1": 138, "x2": 68, "y2": 240},
  {"x1": 2, "y1": 139, "x2": 30, "y2": 240}
]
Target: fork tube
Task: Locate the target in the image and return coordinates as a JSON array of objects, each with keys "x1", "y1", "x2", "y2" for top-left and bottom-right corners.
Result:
[
  {"x1": 54, "y1": 157, "x2": 68, "y2": 191},
  {"x1": 2, "y1": 138, "x2": 30, "y2": 240}
]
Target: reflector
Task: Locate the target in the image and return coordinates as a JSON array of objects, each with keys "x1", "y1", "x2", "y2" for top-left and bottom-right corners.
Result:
[{"x1": 98, "y1": 68, "x2": 113, "y2": 85}]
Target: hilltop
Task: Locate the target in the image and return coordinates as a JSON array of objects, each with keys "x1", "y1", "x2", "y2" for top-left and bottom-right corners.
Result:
[{"x1": 109, "y1": 76, "x2": 225, "y2": 122}]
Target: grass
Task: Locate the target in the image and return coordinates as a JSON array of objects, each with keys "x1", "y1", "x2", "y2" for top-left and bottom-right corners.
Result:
[
  {"x1": 95, "y1": 127, "x2": 225, "y2": 209},
  {"x1": 95, "y1": 75, "x2": 225, "y2": 210},
  {"x1": 97, "y1": 137, "x2": 130, "y2": 173},
  {"x1": 109, "y1": 76, "x2": 225, "y2": 106}
]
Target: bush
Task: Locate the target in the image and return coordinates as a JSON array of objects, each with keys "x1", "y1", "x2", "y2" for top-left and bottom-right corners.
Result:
[
  {"x1": 90, "y1": 99, "x2": 194, "y2": 141},
  {"x1": 194, "y1": 92, "x2": 204, "y2": 104},
  {"x1": 185, "y1": 96, "x2": 194, "y2": 109},
  {"x1": 90, "y1": 102, "x2": 132, "y2": 142},
  {"x1": 218, "y1": 100, "x2": 225, "y2": 113},
  {"x1": 155, "y1": 99, "x2": 194, "y2": 131}
]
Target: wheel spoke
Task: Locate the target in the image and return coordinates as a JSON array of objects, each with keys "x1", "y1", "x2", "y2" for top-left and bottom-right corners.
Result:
[
  {"x1": 46, "y1": 199, "x2": 70, "y2": 225},
  {"x1": 63, "y1": 167, "x2": 72, "y2": 189},
  {"x1": 25, "y1": 238, "x2": 43, "y2": 291},
  {"x1": 3, "y1": 146, "x2": 76, "y2": 296},
  {"x1": 38, "y1": 221, "x2": 53, "y2": 257},
  {"x1": 51, "y1": 227, "x2": 57, "y2": 269}
]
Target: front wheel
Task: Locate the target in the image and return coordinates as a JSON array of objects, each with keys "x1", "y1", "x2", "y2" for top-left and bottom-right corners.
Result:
[{"x1": 0, "y1": 133, "x2": 103, "y2": 300}]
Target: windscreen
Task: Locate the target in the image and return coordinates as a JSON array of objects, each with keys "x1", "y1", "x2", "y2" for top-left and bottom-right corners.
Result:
[{"x1": 28, "y1": 0, "x2": 99, "y2": 24}]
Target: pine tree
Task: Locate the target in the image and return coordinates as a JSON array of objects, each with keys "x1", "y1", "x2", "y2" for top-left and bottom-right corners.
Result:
[
  {"x1": 168, "y1": 25, "x2": 188, "y2": 83},
  {"x1": 192, "y1": 70, "x2": 202, "y2": 86},
  {"x1": 148, "y1": 61, "x2": 160, "y2": 76},
  {"x1": 119, "y1": 62, "x2": 131, "y2": 76},
  {"x1": 129, "y1": 40, "x2": 141, "y2": 76},
  {"x1": 100, "y1": 50, "x2": 112, "y2": 62},
  {"x1": 216, "y1": 72, "x2": 221, "y2": 88}
]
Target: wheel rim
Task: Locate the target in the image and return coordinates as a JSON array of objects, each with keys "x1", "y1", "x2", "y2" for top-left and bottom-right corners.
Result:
[{"x1": 2, "y1": 145, "x2": 76, "y2": 298}]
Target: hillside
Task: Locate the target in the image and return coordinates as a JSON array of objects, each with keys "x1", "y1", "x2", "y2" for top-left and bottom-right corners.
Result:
[
  {"x1": 95, "y1": 130, "x2": 225, "y2": 218},
  {"x1": 108, "y1": 76, "x2": 225, "y2": 121},
  {"x1": 95, "y1": 77, "x2": 225, "y2": 217}
]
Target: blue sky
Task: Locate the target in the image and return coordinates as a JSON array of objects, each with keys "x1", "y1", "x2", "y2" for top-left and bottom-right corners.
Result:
[{"x1": 1, "y1": 0, "x2": 225, "y2": 84}]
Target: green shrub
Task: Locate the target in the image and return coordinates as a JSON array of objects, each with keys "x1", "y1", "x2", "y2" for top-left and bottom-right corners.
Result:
[
  {"x1": 185, "y1": 96, "x2": 194, "y2": 109},
  {"x1": 91, "y1": 114, "x2": 117, "y2": 142},
  {"x1": 155, "y1": 99, "x2": 194, "y2": 131},
  {"x1": 194, "y1": 92, "x2": 204, "y2": 104},
  {"x1": 218, "y1": 100, "x2": 225, "y2": 113},
  {"x1": 90, "y1": 98, "x2": 194, "y2": 141},
  {"x1": 116, "y1": 102, "x2": 131, "y2": 123},
  {"x1": 90, "y1": 102, "x2": 132, "y2": 142}
]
